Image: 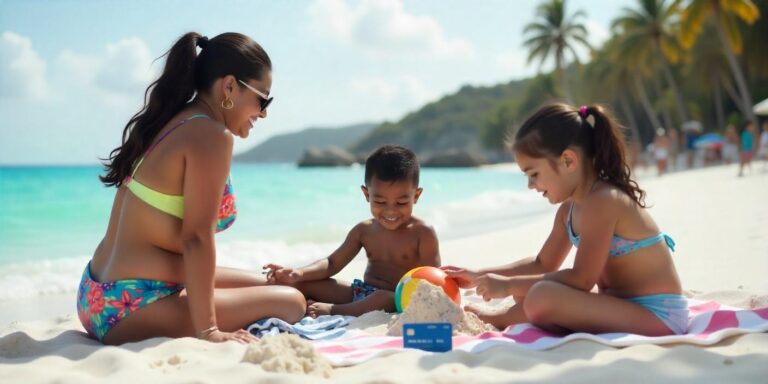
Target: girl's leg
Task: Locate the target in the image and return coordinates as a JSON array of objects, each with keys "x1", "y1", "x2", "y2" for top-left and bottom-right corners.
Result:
[
  {"x1": 523, "y1": 281, "x2": 672, "y2": 336},
  {"x1": 102, "y1": 285, "x2": 306, "y2": 345},
  {"x1": 465, "y1": 295, "x2": 528, "y2": 330}
]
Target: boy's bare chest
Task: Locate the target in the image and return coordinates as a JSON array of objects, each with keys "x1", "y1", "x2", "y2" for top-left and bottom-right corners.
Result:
[{"x1": 361, "y1": 231, "x2": 420, "y2": 263}]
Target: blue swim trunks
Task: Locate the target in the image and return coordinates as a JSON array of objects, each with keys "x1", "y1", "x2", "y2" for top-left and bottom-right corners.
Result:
[{"x1": 351, "y1": 279, "x2": 378, "y2": 302}]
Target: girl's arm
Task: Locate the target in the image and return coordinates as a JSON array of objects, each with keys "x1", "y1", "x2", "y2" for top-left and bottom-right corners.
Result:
[
  {"x1": 480, "y1": 203, "x2": 573, "y2": 276},
  {"x1": 544, "y1": 193, "x2": 616, "y2": 291},
  {"x1": 449, "y1": 204, "x2": 573, "y2": 298},
  {"x1": 180, "y1": 124, "x2": 234, "y2": 337}
]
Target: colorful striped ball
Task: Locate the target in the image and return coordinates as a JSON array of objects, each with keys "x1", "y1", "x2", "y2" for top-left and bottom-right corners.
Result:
[{"x1": 394, "y1": 266, "x2": 461, "y2": 313}]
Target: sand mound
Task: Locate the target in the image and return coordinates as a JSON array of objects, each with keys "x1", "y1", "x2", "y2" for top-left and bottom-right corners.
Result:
[
  {"x1": 242, "y1": 334, "x2": 332, "y2": 377},
  {"x1": 387, "y1": 281, "x2": 497, "y2": 336}
]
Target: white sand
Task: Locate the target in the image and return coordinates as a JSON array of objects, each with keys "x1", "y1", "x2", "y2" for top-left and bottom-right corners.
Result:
[{"x1": 1, "y1": 164, "x2": 767, "y2": 383}]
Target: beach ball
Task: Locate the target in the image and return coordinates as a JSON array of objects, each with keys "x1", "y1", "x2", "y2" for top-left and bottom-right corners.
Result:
[{"x1": 395, "y1": 266, "x2": 461, "y2": 313}]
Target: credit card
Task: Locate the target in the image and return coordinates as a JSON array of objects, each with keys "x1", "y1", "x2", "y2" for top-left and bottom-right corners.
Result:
[{"x1": 402, "y1": 323, "x2": 452, "y2": 352}]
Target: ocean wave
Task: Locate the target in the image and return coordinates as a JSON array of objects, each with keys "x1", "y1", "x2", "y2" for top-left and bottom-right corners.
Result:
[
  {"x1": 0, "y1": 189, "x2": 555, "y2": 302},
  {"x1": 0, "y1": 241, "x2": 339, "y2": 302},
  {"x1": 422, "y1": 189, "x2": 555, "y2": 238}
]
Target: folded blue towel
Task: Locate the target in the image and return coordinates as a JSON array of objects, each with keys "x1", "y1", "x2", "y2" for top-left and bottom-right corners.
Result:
[{"x1": 246, "y1": 315, "x2": 353, "y2": 340}]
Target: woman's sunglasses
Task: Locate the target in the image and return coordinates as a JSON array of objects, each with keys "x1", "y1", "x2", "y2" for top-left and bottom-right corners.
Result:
[{"x1": 238, "y1": 79, "x2": 273, "y2": 111}]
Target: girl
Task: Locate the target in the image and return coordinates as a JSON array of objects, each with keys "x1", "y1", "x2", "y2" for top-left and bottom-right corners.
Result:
[
  {"x1": 78, "y1": 32, "x2": 306, "y2": 345},
  {"x1": 443, "y1": 103, "x2": 687, "y2": 336}
]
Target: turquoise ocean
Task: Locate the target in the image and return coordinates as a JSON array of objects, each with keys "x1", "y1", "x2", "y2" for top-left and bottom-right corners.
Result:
[{"x1": 0, "y1": 164, "x2": 551, "y2": 302}]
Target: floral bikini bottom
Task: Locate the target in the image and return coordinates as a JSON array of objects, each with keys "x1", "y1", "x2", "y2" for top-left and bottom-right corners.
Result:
[{"x1": 76, "y1": 262, "x2": 184, "y2": 342}]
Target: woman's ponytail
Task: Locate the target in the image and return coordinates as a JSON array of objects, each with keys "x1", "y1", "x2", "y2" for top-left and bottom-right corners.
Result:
[{"x1": 99, "y1": 32, "x2": 203, "y2": 187}]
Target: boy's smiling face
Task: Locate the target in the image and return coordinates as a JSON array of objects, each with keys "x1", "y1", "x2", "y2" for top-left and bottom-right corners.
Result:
[{"x1": 362, "y1": 176, "x2": 423, "y2": 230}]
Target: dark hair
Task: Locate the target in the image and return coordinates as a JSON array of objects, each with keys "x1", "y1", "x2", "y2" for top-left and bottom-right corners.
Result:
[
  {"x1": 364, "y1": 145, "x2": 420, "y2": 186},
  {"x1": 99, "y1": 32, "x2": 272, "y2": 187},
  {"x1": 512, "y1": 103, "x2": 646, "y2": 207}
]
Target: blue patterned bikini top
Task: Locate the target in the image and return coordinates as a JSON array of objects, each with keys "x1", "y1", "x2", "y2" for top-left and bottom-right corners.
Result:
[{"x1": 566, "y1": 202, "x2": 675, "y2": 257}]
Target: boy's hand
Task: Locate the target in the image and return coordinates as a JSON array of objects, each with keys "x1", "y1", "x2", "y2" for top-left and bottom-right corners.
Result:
[
  {"x1": 262, "y1": 264, "x2": 303, "y2": 284},
  {"x1": 475, "y1": 273, "x2": 512, "y2": 301},
  {"x1": 441, "y1": 265, "x2": 481, "y2": 289}
]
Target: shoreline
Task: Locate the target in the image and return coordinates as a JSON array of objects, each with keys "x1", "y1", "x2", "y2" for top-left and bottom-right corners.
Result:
[
  {"x1": 2, "y1": 164, "x2": 766, "y2": 326},
  {"x1": 1, "y1": 164, "x2": 766, "y2": 383}
]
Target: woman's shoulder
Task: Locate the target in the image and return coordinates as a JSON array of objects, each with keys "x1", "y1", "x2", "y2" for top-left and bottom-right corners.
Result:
[{"x1": 177, "y1": 114, "x2": 233, "y2": 153}]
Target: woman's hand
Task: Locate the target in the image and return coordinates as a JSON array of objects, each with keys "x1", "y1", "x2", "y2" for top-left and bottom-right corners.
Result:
[
  {"x1": 204, "y1": 329, "x2": 258, "y2": 344},
  {"x1": 441, "y1": 265, "x2": 481, "y2": 289},
  {"x1": 263, "y1": 263, "x2": 303, "y2": 284},
  {"x1": 475, "y1": 273, "x2": 513, "y2": 301}
]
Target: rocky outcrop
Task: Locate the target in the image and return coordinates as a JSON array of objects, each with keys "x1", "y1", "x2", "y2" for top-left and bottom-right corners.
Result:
[
  {"x1": 421, "y1": 150, "x2": 489, "y2": 167},
  {"x1": 297, "y1": 146, "x2": 358, "y2": 167}
]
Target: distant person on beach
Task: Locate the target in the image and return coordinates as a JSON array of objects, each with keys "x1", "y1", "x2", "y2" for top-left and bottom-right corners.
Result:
[
  {"x1": 683, "y1": 124, "x2": 700, "y2": 169},
  {"x1": 443, "y1": 103, "x2": 686, "y2": 336},
  {"x1": 738, "y1": 121, "x2": 757, "y2": 177},
  {"x1": 263, "y1": 145, "x2": 441, "y2": 317},
  {"x1": 668, "y1": 127, "x2": 680, "y2": 170},
  {"x1": 723, "y1": 125, "x2": 740, "y2": 165},
  {"x1": 80, "y1": 32, "x2": 306, "y2": 345},
  {"x1": 757, "y1": 121, "x2": 768, "y2": 169},
  {"x1": 652, "y1": 128, "x2": 669, "y2": 176}
]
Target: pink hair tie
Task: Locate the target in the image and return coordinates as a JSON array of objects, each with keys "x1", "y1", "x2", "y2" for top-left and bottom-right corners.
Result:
[{"x1": 579, "y1": 105, "x2": 588, "y2": 118}]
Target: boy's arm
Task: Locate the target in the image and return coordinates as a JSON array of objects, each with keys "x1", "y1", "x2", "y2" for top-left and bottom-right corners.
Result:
[
  {"x1": 418, "y1": 225, "x2": 441, "y2": 267},
  {"x1": 295, "y1": 223, "x2": 365, "y2": 281},
  {"x1": 479, "y1": 203, "x2": 573, "y2": 276}
]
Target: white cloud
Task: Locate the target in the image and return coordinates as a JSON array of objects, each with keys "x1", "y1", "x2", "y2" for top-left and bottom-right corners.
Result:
[
  {"x1": 309, "y1": 0, "x2": 472, "y2": 58},
  {"x1": 495, "y1": 50, "x2": 540, "y2": 80},
  {"x1": 95, "y1": 38, "x2": 155, "y2": 94},
  {"x1": 571, "y1": 19, "x2": 608, "y2": 63},
  {"x1": 349, "y1": 75, "x2": 437, "y2": 110},
  {"x1": 57, "y1": 37, "x2": 155, "y2": 97},
  {"x1": 0, "y1": 32, "x2": 48, "y2": 100}
]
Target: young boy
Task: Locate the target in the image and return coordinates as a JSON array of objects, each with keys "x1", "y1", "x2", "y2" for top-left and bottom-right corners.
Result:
[{"x1": 263, "y1": 145, "x2": 440, "y2": 316}]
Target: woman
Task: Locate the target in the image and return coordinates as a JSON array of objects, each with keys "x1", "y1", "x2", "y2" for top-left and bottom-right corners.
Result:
[{"x1": 77, "y1": 32, "x2": 306, "y2": 345}]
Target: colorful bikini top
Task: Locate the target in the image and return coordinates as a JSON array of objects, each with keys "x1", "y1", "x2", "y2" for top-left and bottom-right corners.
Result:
[
  {"x1": 566, "y1": 202, "x2": 675, "y2": 257},
  {"x1": 124, "y1": 114, "x2": 236, "y2": 232}
]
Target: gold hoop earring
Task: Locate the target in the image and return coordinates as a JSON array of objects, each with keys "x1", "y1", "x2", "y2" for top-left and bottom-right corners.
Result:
[{"x1": 221, "y1": 98, "x2": 234, "y2": 110}]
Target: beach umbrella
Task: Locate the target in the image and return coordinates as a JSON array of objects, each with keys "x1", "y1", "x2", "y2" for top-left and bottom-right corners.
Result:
[
  {"x1": 754, "y1": 98, "x2": 768, "y2": 116},
  {"x1": 694, "y1": 133, "x2": 724, "y2": 149}
]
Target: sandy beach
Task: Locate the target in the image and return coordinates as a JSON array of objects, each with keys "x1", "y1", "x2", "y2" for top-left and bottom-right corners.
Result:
[{"x1": 1, "y1": 164, "x2": 767, "y2": 383}]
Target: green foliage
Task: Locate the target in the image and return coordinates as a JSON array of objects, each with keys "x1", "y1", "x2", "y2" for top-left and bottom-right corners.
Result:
[{"x1": 351, "y1": 0, "x2": 767, "y2": 156}]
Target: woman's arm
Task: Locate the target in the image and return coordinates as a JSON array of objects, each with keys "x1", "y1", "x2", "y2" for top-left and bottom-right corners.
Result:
[{"x1": 179, "y1": 123, "x2": 234, "y2": 337}]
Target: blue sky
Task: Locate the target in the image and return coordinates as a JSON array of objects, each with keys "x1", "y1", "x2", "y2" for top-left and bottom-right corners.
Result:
[{"x1": 0, "y1": 0, "x2": 631, "y2": 164}]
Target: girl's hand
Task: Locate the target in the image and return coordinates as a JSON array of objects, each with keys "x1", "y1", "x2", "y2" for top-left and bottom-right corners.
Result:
[
  {"x1": 441, "y1": 265, "x2": 481, "y2": 289},
  {"x1": 204, "y1": 329, "x2": 258, "y2": 344},
  {"x1": 475, "y1": 273, "x2": 512, "y2": 301},
  {"x1": 263, "y1": 264, "x2": 303, "y2": 284}
]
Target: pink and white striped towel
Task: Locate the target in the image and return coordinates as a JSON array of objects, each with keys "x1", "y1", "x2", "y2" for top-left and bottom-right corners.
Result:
[{"x1": 312, "y1": 301, "x2": 768, "y2": 366}]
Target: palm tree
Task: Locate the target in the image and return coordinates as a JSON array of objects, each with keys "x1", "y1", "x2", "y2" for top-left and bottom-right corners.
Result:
[
  {"x1": 613, "y1": 0, "x2": 689, "y2": 124},
  {"x1": 686, "y1": 21, "x2": 732, "y2": 129},
  {"x1": 609, "y1": 23, "x2": 668, "y2": 134},
  {"x1": 584, "y1": 38, "x2": 645, "y2": 143},
  {"x1": 678, "y1": 0, "x2": 760, "y2": 124},
  {"x1": 523, "y1": 0, "x2": 591, "y2": 102}
]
